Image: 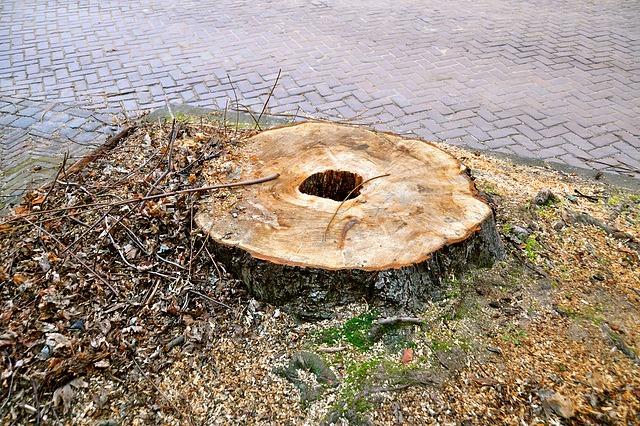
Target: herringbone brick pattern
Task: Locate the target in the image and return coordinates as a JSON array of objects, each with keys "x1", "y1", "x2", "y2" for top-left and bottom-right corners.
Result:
[
  {"x1": 1, "y1": 0, "x2": 639, "y2": 185},
  {"x1": 0, "y1": 96, "x2": 116, "y2": 210}
]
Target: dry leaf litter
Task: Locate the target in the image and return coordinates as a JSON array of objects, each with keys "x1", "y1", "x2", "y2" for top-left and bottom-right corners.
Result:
[{"x1": 0, "y1": 117, "x2": 639, "y2": 425}]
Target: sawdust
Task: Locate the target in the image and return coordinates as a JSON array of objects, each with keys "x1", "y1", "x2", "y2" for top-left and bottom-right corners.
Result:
[{"x1": 1, "y1": 118, "x2": 639, "y2": 425}]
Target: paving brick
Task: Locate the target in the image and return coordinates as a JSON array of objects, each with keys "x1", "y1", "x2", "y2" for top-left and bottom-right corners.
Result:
[
  {"x1": 488, "y1": 127, "x2": 518, "y2": 139},
  {"x1": 485, "y1": 137, "x2": 515, "y2": 149},
  {"x1": 0, "y1": 114, "x2": 18, "y2": 126},
  {"x1": 536, "y1": 146, "x2": 568, "y2": 159},
  {"x1": 590, "y1": 134, "x2": 619, "y2": 147},
  {"x1": 589, "y1": 145, "x2": 621, "y2": 159},
  {"x1": 10, "y1": 116, "x2": 36, "y2": 129}
]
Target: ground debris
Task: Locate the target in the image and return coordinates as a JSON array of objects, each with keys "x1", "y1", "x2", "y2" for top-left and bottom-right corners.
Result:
[{"x1": 1, "y1": 119, "x2": 639, "y2": 425}]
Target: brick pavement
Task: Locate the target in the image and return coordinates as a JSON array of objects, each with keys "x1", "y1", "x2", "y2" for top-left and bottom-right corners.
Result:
[
  {"x1": 0, "y1": 96, "x2": 117, "y2": 210},
  {"x1": 1, "y1": 0, "x2": 639, "y2": 206}
]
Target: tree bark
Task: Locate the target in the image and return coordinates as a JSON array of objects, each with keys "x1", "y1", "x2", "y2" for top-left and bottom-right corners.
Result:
[{"x1": 196, "y1": 122, "x2": 504, "y2": 319}]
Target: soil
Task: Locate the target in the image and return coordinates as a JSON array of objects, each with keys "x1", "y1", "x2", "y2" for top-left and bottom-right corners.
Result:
[{"x1": 1, "y1": 117, "x2": 639, "y2": 425}]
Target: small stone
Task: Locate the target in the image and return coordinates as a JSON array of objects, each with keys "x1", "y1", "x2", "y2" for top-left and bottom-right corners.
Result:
[
  {"x1": 553, "y1": 220, "x2": 565, "y2": 231},
  {"x1": 70, "y1": 319, "x2": 85, "y2": 331},
  {"x1": 512, "y1": 225, "x2": 530, "y2": 240}
]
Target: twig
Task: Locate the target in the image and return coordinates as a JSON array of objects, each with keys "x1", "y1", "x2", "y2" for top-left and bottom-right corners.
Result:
[
  {"x1": 106, "y1": 217, "x2": 153, "y2": 272},
  {"x1": 188, "y1": 289, "x2": 232, "y2": 309},
  {"x1": 2, "y1": 173, "x2": 280, "y2": 224},
  {"x1": 130, "y1": 354, "x2": 195, "y2": 426},
  {"x1": 63, "y1": 125, "x2": 135, "y2": 177},
  {"x1": 156, "y1": 253, "x2": 186, "y2": 270},
  {"x1": 227, "y1": 75, "x2": 240, "y2": 137},
  {"x1": 324, "y1": 173, "x2": 390, "y2": 239},
  {"x1": 145, "y1": 278, "x2": 161, "y2": 306},
  {"x1": 425, "y1": 342, "x2": 450, "y2": 370},
  {"x1": 24, "y1": 217, "x2": 119, "y2": 297},
  {"x1": 41, "y1": 150, "x2": 69, "y2": 208},
  {"x1": 255, "y1": 69, "x2": 281, "y2": 131},
  {"x1": 32, "y1": 379, "x2": 40, "y2": 426},
  {"x1": 0, "y1": 355, "x2": 14, "y2": 415},
  {"x1": 165, "y1": 335, "x2": 186, "y2": 351},
  {"x1": 188, "y1": 199, "x2": 195, "y2": 281},
  {"x1": 574, "y1": 189, "x2": 599, "y2": 202},
  {"x1": 630, "y1": 287, "x2": 640, "y2": 298},
  {"x1": 140, "y1": 119, "x2": 179, "y2": 211},
  {"x1": 375, "y1": 317, "x2": 425, "y2": 325},
  {"x1": 177, "y1": 125, "x2": 223, "y2": 175},
  {"x1": 113, "y1": 214, "x2": 148, "y2": 255},
  {"x1": 203, "y1": 243, "x2": 223, "y2": 297},
  {"x1": 60, "y1": 206, "x2": 116, "y2": 255},
  {"x1": 165, "y1": 95, "x2": 174, "y2": 121}
]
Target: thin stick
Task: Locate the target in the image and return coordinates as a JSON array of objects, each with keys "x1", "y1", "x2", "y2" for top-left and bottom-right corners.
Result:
[
  {"x1": 0, "y1": 356, "x2": 14, "y2": 415},
  {"x1": 41, "y1": 150, "x2": 69, "y2": 208},
  {"x1": 256, "y1": 69, "x2": 281, "y2": 131},
  {"x1": 63, "y1": 125, "x2": 135, "y2": 177},
  {"x1": 156, "y1": 253, "x2": 186, "y2": 270},
  {"x1": 140, "y1": 119, "x2": 179, "y2": 211},
  {"x1": 23, "y1": 218, "x2": 119, "y2": 297},
  {"x1": 130, "y1": 355, "x2": 195, "y2": 426},
  {"x1": 204, "y1": 243, "x2": 223, "y2": 297},
  {"x1": 32, "y1": 379, "x2": 40, "y2": 426},
  {"x1": 145, "y1": 278, "x2": 161, "y2": 306},
  {"x1": 227, "y1": 75, "x2": 239, "y2": 138},
  {"x1": 188, "y1": 289, "x2": 232, "y2": 309},
  {"x1": 2, "y1": 174, "x2": 280, "y2": 224},
  {"x1": 324, "y1": 173, "x2": 390, "y2": 240},
  {"x1": 60, "y1": 206, "x2": 116, "y2": 255},
  {"x1": 188, "y1": 200, "x2": 195, "y2": 281},
  {"x1": 106, "y1": 217, "x2": 152, "y2": 272}
]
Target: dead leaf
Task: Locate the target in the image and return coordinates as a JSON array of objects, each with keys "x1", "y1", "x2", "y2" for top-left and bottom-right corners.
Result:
[
  {"x1": 617, "y1": 246, "x2": 638, "y2": 262},
  {"x1": 53, "y1": 383, "x2": 75, "y2": 413},
  {"x1": 13, "y1": 274, "x2": 27, "y2": 284},
  {"x1": 52, "y1": 379, "x2": 87, "y2": 413},
  {"x1": 31, "y1": 195, "x2": 45, "y2": 205},
  {"x1": 46, "y1": 332, "x2": 72, "y2": 352},
  {"x1": 400, "y1": 348, "x2": 413, "y2": 364},
  {"x1": 470, "y1": 375, "x2": 498, "y2": 386},
  {"x1": 545, "y1": 392, "x2": 577, "y2": 419},
  {"x1": 0, "y1": 331, "x2": 17, "y2": 346}
]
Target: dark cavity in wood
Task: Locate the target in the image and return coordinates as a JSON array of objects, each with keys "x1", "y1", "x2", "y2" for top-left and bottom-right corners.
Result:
[{"x1": 299, "y1": 170, "x2": 363, "y2": 201}]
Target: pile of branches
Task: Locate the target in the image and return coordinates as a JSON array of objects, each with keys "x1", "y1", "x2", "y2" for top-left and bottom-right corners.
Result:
[{"x1": 0, "y1": 118, "x2": 262, "y2": 423}]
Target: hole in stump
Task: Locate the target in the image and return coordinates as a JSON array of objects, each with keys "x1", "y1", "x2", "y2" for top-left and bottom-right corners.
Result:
[{"x1": 299, "y1": 170, "x2": 364, "y2": 202}]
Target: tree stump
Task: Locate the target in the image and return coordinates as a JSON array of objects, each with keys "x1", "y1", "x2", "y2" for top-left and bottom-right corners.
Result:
[{"x1": 196, "y1": 122, "x2": 505, "y2": 319}]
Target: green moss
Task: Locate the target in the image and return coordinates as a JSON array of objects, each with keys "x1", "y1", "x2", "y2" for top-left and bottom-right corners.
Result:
[
  {"x1": 313, "y1": 310, "x2": 378, "y2": 350},
  {"x1": 311, "y1": 310, "x2": 420, "y2": 352},
  {"x1": 430, "y1": 337, "x2": 452, "y2": 351},
  {"x1": 524, "y1": 237, "x2": 538, "y2": 261},
  {"x1": 607, "y1": 195, "x2": 623, "y2": 206}
]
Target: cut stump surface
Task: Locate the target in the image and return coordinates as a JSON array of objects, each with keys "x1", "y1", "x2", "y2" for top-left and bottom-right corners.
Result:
[{"x1": 196, "y1": 122, "x2": 504, "y2": 319}]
